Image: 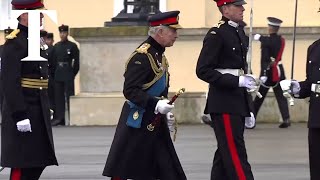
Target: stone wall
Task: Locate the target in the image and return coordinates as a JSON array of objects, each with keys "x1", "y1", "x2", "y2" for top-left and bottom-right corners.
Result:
[{"x1": 69, "y1": 26, "x2": 314, "y2": 126}]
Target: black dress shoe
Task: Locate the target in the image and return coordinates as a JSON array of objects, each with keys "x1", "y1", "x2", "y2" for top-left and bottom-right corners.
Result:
[
  {"x1": 201, "y1": 114, "x2": 213, "y2": 127},
  {"x1": 51, "y1": 119, "x2": 65, "y2": 126},
  {"x1": 279, "y1": 121, "x2": 291, "y2": 128}
]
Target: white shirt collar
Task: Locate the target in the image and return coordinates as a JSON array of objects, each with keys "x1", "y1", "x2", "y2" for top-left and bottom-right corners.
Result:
[{"x1": 228, "y1": 20, "x2": 239, "y2": 28}]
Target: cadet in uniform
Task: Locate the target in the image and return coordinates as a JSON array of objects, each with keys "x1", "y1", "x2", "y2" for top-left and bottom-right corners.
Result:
[
  {"x1": 0, "y1": 0, "x2": 58, "y2": 179},
  {"x1": 196, "y1": 0, "x2": 255, "y2": 179},
  {"x1": 51, "y1": 24, "x2": 79, "y2": 126},
  {"x1": 45, "y1": 32, "x2": 55, "y2": 114},
  {"x1": 285, "y1": 26, "x2": 320, "y2": 180},
  {"x1": 253, "y1": 17, "x2": 290, "y2": 128},
  {"x1": 102, "y1": 11, "x2": 186, "y2": 180},
  {"x1": 0, "y1": 28, "x2": 14, "y2": 56},
  {"x1": 0, "y1": 28, "x2": 13, "y2": 122}
]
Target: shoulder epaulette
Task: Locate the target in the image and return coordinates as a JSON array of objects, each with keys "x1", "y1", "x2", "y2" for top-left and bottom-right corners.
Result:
[
  {"x1": 136, "y1": 43, "x2": 151, "y2": 54},
  {"x1": 6, "y1": 29, "x2": 20, "y2": 40},
  {"x1": 213, "y1": 20, "x2": 225, "y2": 28}
]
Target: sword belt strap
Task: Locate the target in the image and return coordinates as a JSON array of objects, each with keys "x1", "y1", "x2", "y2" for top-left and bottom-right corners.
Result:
[{"x1": 21, "y1": 78, "x2": 48, "y2": 89}]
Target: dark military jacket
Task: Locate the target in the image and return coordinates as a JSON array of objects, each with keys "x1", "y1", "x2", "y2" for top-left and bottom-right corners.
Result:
[
  {"x1": 196, "y1": 16, "x2": 251, "y2": 116},
  {"x1": 259, "y1": 33, "x2": 286, "y2": 85},
  {"x1": 296, "y1": 39, "x2": 320, "y2": 128},
  {"x1": 51, "y1": 39, "x2": 79, "y2": 82},
  {"x1": 0, "y1": 24, "x2": 58, "y2": 167},
  {"x1": 103, "y1": 37, "x2": 186, "y2": 179}
]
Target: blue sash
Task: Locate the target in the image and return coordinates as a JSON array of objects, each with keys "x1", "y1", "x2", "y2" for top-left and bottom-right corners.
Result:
[{"x1": 126, "y1": 72, "x2": 167, "y2": 128}]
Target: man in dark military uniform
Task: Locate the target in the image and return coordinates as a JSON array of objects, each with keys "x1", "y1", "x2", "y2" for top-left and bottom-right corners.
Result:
[
  {"x1": 0, "y1": 0, "x2": 58, "y2": 179},
  {"x1": 45, "y1": 32, "x2": 55, "y2": 115},
  {"x1": 103, "y1": 11, "x2": 186, "y2": 180},
  {"x1": 196, "y1": 0, "x2": 256, "y2": 179},
  {"x1": 283, "y1": 22, "x2": 320, "y2": 179},
  {"x1": 0, "y1": 28, "x2": 14, "y2": 123},
  {"x1": 0, "y1": 28, "x2": 14, "y2": 56},
  {"x1": 51, "y1": 24, "x2": 79, "y2": 126},
  {"x1": 253, "y1": 17, "x2": 290, "y2": 128}
]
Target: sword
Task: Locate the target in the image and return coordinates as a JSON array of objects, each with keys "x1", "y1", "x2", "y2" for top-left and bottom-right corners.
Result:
[
  {"x1": 246, "y1": 0, "x2": 262, "y2": 98},
  {"x1": 147, "y1": 88, "x2": 186, "y2": 141}
]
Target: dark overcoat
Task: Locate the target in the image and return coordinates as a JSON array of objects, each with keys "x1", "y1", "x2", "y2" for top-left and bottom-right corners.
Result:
[
  {"x1": 103, "y1": 37, "x2": 186, "y2": 180},
  {"x1": 0, "y1": 24, "x2": 58, "y2": 168}
]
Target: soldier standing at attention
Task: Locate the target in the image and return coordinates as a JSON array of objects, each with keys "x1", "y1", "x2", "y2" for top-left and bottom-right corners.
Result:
[
  {"x1": 103, "y1": 11, "x2": 186, "y2": 180},
  {"x1": 196, "y1": 0, "x2": 256, "y2": 179},
  {"x1": 51, "y1": 24, "x2": 79, "y2": 126},
  {"x1": 1, "y1": 0, "x2": 58, "y2": 179},
  {"x1": 45, "y1": 32, "x2": 55, "y2": 116},
  {"x1": 0, "y1": 28, "x2": 13, "y2": 123},
  {"x1": 282, "y1": 12, "x2": 320, "y2": 178},
  {"x1": 253, "y1": 17, "x2": 290, "y2": 128}
]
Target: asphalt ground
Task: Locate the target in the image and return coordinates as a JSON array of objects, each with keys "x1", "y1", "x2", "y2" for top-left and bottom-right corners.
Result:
[{"x1": 0, "y1": 123, "x2": 310, "y2": 180}]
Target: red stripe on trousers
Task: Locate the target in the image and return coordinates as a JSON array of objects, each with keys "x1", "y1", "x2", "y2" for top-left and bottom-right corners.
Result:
[
  {"x1": 11, "y1": 168, "x2": 21, "y2": 180},
  {"x1": 223, "y1": 114, "x2": 246, "y2": 180}
]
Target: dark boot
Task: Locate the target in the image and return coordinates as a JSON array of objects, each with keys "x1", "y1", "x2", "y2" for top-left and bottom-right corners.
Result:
[
  {"x1": 279, "y1": 119, "x2": 291, "y2": 128},
  {"x1": 51, "y1": 118, "x2": 65, "y2": 126},
  {"x1": 201, "y1": 114, "x2": 213, "y2": 127}
]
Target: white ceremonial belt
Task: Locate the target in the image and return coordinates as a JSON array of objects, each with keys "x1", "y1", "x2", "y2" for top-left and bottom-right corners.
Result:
[
  {"x1": 311, "y1": 83, "x2": 320, "y2": 93},
  {"x1": 215, "y1": 68, "x2": 244, "y2": 76}
]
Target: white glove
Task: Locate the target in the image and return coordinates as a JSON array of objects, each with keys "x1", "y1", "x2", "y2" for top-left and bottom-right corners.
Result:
[
  {"x1": 260, "y1": 76, "x2": 267, "y2": 83},
  {"x1": 154, "y1": 99, "x2": 174, "y2": 114},
  {"x1": 166, "y1": 112, "x2": 175, "y2": 132},
  {"x1": 245, "y1": 112, "x2": 256, "y2": 129},
  {"x1": 16, "y1": 119, "x2": 32, "y2": 132},
  {"x1": 239, "y1": 75, "x2": 258, "y2": 90},
  {"x1": 291, "y1": 80, "x2": 301, "y2": 95},
  {"x1": 254, "y1": 34, "x2": 261, "y2": 41}
]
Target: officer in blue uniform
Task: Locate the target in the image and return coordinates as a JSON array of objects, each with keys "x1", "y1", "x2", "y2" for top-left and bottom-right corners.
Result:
[
  {"x1": 196, "y1": 0, "x2": 255, "y2": 179},
  {"x1": 1, "y1": 0, "x2": 58, "y2": 179},
  {"x1": 103, "y1": 11, "x2": 186, "y2": 180}
]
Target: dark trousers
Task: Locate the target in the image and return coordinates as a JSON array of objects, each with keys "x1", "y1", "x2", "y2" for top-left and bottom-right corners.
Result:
[
  {"x1": 48, "y1": 77, "x2": 55, "y2": 111},
  {"x1": 308, "y1": 128, "x2": 320, "y2": 180},
  {"x1": 54, "y1": 80, "x2": 74, "y2": 122},
  {"x1": 10, "y1": 167, "x2": 45, "y2": 180},
  {"x1": 253, "y1": 84, "x2": 289, "y2": 120},
  {"x1": 210, "y1": 113, "x2": 254, "y2": 180}
]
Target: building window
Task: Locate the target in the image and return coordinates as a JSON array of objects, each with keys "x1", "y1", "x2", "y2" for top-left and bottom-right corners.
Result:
[
  {"x1": 114, "y1": 0, "x2": 167, "y2": 16},
  {"x1": 0, "y1": 0, "x2": 12, "y2": 30}
]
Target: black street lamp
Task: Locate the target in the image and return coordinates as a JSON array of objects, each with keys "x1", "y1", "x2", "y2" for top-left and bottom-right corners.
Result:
[{"x1": 104, "y1": 0, "x2": 161, "y2": 26}]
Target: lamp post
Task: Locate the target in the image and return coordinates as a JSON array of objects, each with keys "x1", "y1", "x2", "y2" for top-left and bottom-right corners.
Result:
[{"x1": 104, "y1": 0, "x2": 160, "y2": 27}]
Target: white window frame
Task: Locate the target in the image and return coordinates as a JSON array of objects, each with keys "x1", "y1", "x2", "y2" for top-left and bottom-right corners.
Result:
[
  {"x1": 0, "y1": 0, "x2": 12, "y2": 30},
  {"x1": 114, "y1": 0, "x2": 167, "y2": 16}
]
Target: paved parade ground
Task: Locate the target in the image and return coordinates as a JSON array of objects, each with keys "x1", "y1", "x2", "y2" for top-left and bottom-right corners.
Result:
[{"x1": 0, "y1": 123, "x2": 310, "y2": 180}]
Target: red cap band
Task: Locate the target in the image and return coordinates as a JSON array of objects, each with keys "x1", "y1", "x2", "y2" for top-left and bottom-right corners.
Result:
[
  {"x1": 12, "y1": 1, "x2": 44, "y2": 9},
  {"x1": 150, "y1": 17, "x2": 178, "y2": 27},
  {"x1": 216, "y1": 0, "x2": 235, "y2": 6}
]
